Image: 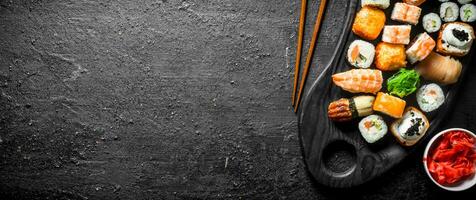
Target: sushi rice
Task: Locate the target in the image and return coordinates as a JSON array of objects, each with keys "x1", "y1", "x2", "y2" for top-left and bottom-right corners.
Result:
[
  {"x1": 346, "y1": 40, "x2": 375, "y2": 68},
  {"x1": 440, "y1": 2, "x2": 459, "y2": 22},
  {"x1": 458, "y1": 0, "x2": 473, "y2": 5},
  {"x1": 423, "y1": 13, "x2": 442, "y2": 33},
  {"x1": 361, "y1": 0, "x2": 390, "y2": 9},
  {"x1": 416, "y1": 83, "x2": 445, "y2": 112},
  {"x1": 359, "y1": 115, "x2": 388, "y2": 143},
  {"x1": 460, "y1": 4, "x2": 476, "y2": 22}
]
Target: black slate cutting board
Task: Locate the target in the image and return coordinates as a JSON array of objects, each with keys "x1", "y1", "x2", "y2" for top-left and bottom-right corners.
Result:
[{"x1": 298, "y1": 0, "x2": 475, "y2": 188}]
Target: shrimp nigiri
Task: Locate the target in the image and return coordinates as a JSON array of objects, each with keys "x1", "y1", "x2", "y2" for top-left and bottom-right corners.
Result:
[{"x1": 332, "y1": 69, "x2": 383, "y2": 94}]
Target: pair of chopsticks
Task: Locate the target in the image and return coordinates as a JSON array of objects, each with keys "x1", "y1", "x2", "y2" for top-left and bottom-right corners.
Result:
[{"x1": 292, "y1": 0, "x2": 328, "y2": 113}]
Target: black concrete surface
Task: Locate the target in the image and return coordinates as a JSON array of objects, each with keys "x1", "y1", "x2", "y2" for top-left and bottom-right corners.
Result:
[{"x1": 0, "y1": 0, "x2": 475, "y2": 199}]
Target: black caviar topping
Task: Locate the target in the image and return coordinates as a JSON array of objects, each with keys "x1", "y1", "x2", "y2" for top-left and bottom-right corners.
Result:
[
  {"x1": 452, "y1": 29, "x2": 469, "y2": 42},
  {"x1": 405, "y1": 117, "x2": 423, "y2": 137}
]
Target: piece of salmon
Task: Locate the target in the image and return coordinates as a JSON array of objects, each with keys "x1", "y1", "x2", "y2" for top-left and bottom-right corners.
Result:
[
  {"x1": 332, "y1": 69, "x2": 383, "y2": 94},
  {"x1": 373, "y1": 92, "x2": 406, "y2": 118}
]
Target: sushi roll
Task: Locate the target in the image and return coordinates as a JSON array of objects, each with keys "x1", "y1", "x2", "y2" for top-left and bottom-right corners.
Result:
[
  {"x1": 403, "y1": 0, "x2": 426, "y2": 6},
  {"x1": 391, "y1": 107, "x2": 429, "y2": 147},
  {"x1": 375, "y1": 42, "x2": 407, "y2": 71},
  {"x1": 422, "y1": 13, "x2": 442, "y2": 33},
  {"x1": 328, "y1": 96, "x2": 375, "y2": 122},
  {"x1": 417, "y1": 83, "x2": 445, "y2": 112},
  {"x1": 458, "y1": 0, "x2": 472, "y2": 5},
  {"x1": 391, "y1": 3, "x2": 422, "y2": 25},
  {"x1": 347, "y1": 40, "x2": 375, "y2": 68},
  {"x1": 417, "y1": 52, "x2": 462, "y2": 85},
  {"x1": 440, "y1": 2, "x2": 459, "y2": 22},
  {"x1": 373, "y1": 92, "x2": 406, "y2": 118},
  {"x1": 359, "y1": 115, "x2": 388, "y2": 143},
  {"x1": 352, "y1": 6, "x2": 386, "y2": 40},
  {"x1": 361, "y1": 0, "x2": 390, "y2": 9},
  {"x1": 437, "y1": 22, "x2": 475, "y2": 57},
  {"x1": 332, "y1": 69, "x2": 383, "y2": 94},
  {"x1": 460, "y1": 4, "x2": 476, "y2": 22},
  {"x1": 406, "y1": 33, "x2": 436, "y2": 64},
  {"x1": 382, "y1": 25, "x2": 411, "y2": 45}
]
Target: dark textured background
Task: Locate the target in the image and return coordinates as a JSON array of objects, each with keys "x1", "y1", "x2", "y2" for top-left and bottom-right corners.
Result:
[{"x1": 0, "y1": 0, "x2": 475, "y2": 199}]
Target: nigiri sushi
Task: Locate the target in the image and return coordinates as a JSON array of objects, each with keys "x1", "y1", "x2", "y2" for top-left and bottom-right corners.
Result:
[
  {"x1": 403, "y1": 0, "x2": 426, "y2": 6},
  {"x1": 375, "y1": 42, "x2": 407, "y2": 71},
  {"x1": 328, "y1": 96, "x2": 375, "y2": 122},
  {"x1": 391, "y1": 2, "x2": 422, "y2": 25},
  {"x1": 332, "y1": 69, "x2": 383, "y2": 94},
  {"x1": 406, "y1": 33, "x2": 436, "y2": 64},
  {"x1": 347, "y1": 40, "x2": 375, "y2": 68},
  {"x1": 417, "y1": 52, "x2": 462, "y2": 85},
  {"x1": 382, "y1": 25, "x2": 412, "y2": 45},
  {"x1": 352, "y1": 6, "x2": 386, "y2": 40},
  {"x1": 437, "y1": 22, "x2": 475, "y2": 57},
  {"x1": 373, "y1": 92, "x2": 406, "y2": 118}
]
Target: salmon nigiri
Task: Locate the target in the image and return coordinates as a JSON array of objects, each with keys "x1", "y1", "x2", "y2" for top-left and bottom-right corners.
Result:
[{"x1": 332, "y1": 69, "x2": 383, "y2": 94}]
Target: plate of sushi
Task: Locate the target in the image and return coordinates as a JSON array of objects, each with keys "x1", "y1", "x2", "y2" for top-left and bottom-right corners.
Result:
[{"x1": 298, "y1": 0, "x2": 475, "y2": 188}]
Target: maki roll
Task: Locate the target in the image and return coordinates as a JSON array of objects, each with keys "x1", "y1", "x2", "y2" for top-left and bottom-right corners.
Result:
[
  {"x1": 361, "y1": 0, "x2": 390, "y2": 9},
  {"x1": 406, "y1": 32, "x2": 436, "y2": 64},
  {"x1": 391, "y1": 107, "x2": 429, "y2": 147},
  {"x1": 352, "y1": 6, "x2": 386, "y2": 40},
  {"x1": 417, "y1": 83, "x2": 445, "y2": 112},
  {"x1": 391, "y1": 3, "x2": 422, "y2": 25},
  {"x1": 440, "y1": 2, "x2": 459, "y2": 22},
  {"x1": 422, "y1": 13, "x2": 442, "y2": 33},
  {"x1": 437, "y1": 22, "x2": 475, "y2": 57},
  {"x1": 347, "y1": 40, "x2": 375, "y2": 68},
  {"x1": 458, "y1": 0, "x2": 473, "y2": 5},
  {"x1": 375, "y1": 42, "x2": 407, "y2": 71},
  {"x1": 382, "y1": 25, "x2": 412, "y2": 45},
  {"x1": 460, "y1": 4, "x2": 476, "y2": 22},
  {"x1": 359, "y1": 115, "x2": 388, "y2": 143}
]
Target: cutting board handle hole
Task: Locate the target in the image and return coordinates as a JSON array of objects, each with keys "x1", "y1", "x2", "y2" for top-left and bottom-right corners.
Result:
[{"x1": 322, "y1": 140, "x2": 357, "y2": 177}]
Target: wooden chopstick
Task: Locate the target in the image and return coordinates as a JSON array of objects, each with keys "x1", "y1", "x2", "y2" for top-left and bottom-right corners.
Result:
[
  {"x1": 294, "y1": 0, "x2": 328, "y2": 113},
  {"x1": 291, "y1": 0, "x2": 308, "y2": 106}
]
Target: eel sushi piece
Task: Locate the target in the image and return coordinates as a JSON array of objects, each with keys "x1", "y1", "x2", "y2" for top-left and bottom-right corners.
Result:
[
  {"x1": 328, "y1": 96, "x2": 375, "y2": 122},
  {"x1": 332, "y1": 69, "x2": 383, "y2": 94}
]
